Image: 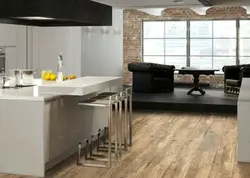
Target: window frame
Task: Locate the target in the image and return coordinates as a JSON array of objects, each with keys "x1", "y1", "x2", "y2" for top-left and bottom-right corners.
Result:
[
  {"x1": 142, "y1": 20, "x2": 188, "y2": 66},
  {"x1": 142, "y1": 18, "x2": 250, "y2": 72},
  {"x1": 239, "y1": 19, "x2": 250, "y2": 64}
]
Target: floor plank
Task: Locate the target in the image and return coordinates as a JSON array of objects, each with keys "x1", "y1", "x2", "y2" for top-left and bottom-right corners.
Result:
[
  {"x1": 161, "y1": 114, "x2": 213, "y2": 178},
  {"x1": 1, "y1": 112, "x2": 250, "y2": 178},
  {"x1": 208, "y1": 116, "x2": 237, "y2": 178},
  {"x1": 183, "y1": 115, "x2": 227, "y2": 178},
  {"x1": 137, "y1": 113, "x2": 202, "y2": 178}
]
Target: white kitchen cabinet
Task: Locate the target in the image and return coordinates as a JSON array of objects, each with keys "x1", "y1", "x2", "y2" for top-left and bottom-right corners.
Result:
[
  {"x1": 0, "y1": 24, "x2": 27, "y2": 71},
  {"x1": 81, "y1": 8, "x2": 123, "y2": 77},
  {"x1": 31, "y1": 27, "x2": 82, "y2": 77},
  {"x1": 46, "y1": 98, "x2": 67, "y2": 160},
  {"x1": 5, "y1": 47, "x2": 17, "y2": 71},
  {"x1": 0, "y1": 24, "x2": 17, "y2": 46},
  {"x1": 237, "y1": 78, "x2": 250, "y2": 162}
]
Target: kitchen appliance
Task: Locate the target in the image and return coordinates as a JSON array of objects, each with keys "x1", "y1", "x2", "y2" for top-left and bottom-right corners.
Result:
[
  {"x1": 22, "y1": 69, "x2": 35, "y2": 85},
  {"x1": 0, "y1": 47, "x2": 5, "y2": 74},
  {"x1": 2, "y1": 69, "x2": 35, "y2": 88},
  {"x1": 9, "y1": 69, "x2": 22, "y2": 86},
  {"x1": 0, "y1": 0, "x2": 112, "y2": 26}
]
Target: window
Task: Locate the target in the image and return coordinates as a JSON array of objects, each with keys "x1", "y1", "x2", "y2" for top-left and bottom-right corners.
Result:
[
  {"x1": 143, "y1": 21, "x2": 187, "y2": 69},
  {"x1": 190, "y1": 20, "x2": 236, "y2": 70},
  {"x1": 240, "y1": 20, "x2": 250, "y2": 64},
  {"x1": 143, "y1": 19, "x2": 250, "y2": 72}
]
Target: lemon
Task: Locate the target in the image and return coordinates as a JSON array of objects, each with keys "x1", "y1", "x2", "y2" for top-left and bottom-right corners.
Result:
[
  {"x1": 69, "y1": 75, "x2": 76, "y2": 80},
  {"x1": 50, "y1": 74, "x2": 57, "y2": 81},
  {"x1": 45, "y1": 74, "x2": 50, "y2": 81}
]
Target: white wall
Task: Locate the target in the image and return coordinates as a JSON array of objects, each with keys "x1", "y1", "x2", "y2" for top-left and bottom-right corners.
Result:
[{"x1": 81, "y1": 8, "x2": 123, "y2": 77}]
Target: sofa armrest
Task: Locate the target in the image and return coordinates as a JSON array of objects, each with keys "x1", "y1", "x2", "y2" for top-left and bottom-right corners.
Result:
[
  {"x1": 222, "y1": 65, "x2": 241, "y2": 72},
  {"x1": 241, "y1": 66, "x2": 250, "y2": 78},
  {"x1": 223, "y1": 65, "x2": 241, "y2": 80}
]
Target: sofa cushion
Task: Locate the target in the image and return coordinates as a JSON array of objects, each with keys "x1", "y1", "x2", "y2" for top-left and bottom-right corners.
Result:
[{"x1": 225, "y1": 79, "x2": 241, "y2": 87}]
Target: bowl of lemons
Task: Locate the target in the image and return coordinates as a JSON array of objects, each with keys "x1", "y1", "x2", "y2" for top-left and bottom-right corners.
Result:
[{"x1": 41, "y1": 71, "x2": 76, "y2": 81}]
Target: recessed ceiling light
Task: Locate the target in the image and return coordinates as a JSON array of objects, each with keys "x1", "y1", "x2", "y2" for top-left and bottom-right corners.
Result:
[
  {"x1": 12, "y1": 16, "x2": 55, "y2": 20},
  {"x1": 173, "y1": 0, "x2": 184, "y2": 3}
]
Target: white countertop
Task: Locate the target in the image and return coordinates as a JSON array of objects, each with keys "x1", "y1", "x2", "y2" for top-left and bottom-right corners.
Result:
[
  {"x1": 238, "y1": 78, "x2": 250, "y2": 102},
  {"x1": 0, "y1": 76, "x2": 122, "y2": 101}
]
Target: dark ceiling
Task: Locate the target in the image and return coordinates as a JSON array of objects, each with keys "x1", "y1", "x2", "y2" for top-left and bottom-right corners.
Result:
[{"x1": 0, "y1": 0, "x2": 112, "y2": 26}]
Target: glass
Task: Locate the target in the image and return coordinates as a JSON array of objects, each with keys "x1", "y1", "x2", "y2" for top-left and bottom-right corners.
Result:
[
  {"x1": 143, "y1": 22, "x2": 164, "y2": 38},
  {"x1": 240, "y1": 20, "x2": 250, "y2": 38},
  {"x1": 165, "y1": 21, "x2": 187, "y2": 38},
  {"x1": 41, "y1": 71, "x2": 47, "y2": 80},
  {"x1": 213, "y1": 20, "x2": 236, "y2": 38},
  {"x1": 240, "y1": 39, "x2": 250, "y2": 56},
  {"x1": 41, "y1": 70, "x2": 52, "y2": 80},
  {"x1": 190, "y1": 39, "x2": 212, "y2": 56},
  {"x1": 213, "y1": 57, "x2": 235, "y2": 71},
  {"x1": 191, "y1": 57, "x2": 212, "y2": 69},
  {"x1": 165, "y1": 56, "x2": 186, "y2": 69},
  {"x1": 165, "y1": 39, "x2": 187, "y2": 55},
  {"x1": 143, "y1": 39, "x2": 164, "y2": 55},
  {"x1": 190, "y1": 21, "x2": 212, "y2": 38},
  {"x1": 240, "y1": 57, "x2": 250, "y2": 64},
  {"x1": 143, "y1": 56, "x2": 164, "y2": 64},
  {"x1": 213, "y1": 39, "x2": 236, "y2": 56}
]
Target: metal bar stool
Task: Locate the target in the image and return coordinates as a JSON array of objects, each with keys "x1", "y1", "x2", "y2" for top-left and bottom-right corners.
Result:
[
  {"x1": 97, "y1": 86, "x2": 133, "y2": 150},
  {"x1": 77, "y1": 94, "x2": 120, "y2": 168},
  {"x1": 125, "y1": 87, "x2": 133, "y2": 146}
]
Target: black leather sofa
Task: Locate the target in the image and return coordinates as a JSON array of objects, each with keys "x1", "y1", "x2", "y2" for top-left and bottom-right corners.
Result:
[
  {"x1": 222, "y1": 64, "x2": 250, "y2": 94},
  {"x1": 128, "y1": 62, "x2": 175, "y2": 93}
]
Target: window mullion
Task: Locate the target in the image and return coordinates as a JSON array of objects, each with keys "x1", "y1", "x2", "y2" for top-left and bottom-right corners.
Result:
[
  {"x1": 236, "y1": 19, "x2": 240, "y2": 65},
  {"x1": 212, "y1": 21, "x2": 214, "y2": 69},
  {"x1": 164, "y1": 22, "x2": 166, "y2": 65},
  {"x1": 187, "y1": 20, "x2": 190, "y2": 67}
]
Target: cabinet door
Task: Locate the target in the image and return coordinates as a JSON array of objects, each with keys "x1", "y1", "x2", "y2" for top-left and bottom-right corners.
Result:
[
  {"x1": 5, "y1": 47, "x2": 17, "y2": 71},
  {"x1": 0, "y1": 24, "x2": 16, "y2": 46},
  {"x1": 46, "y1": 98, "x2": 67, "y2": 160}
]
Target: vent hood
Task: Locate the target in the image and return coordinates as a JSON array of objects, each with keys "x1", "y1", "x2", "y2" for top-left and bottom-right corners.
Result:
[{"x1": 0, "y1": 0, "x2": 112, "y2": 26}]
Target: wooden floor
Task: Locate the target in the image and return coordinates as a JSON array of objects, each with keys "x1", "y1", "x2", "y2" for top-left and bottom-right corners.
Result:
[{"x1": 1, "y1": 112, "x2": 250, "y2": 178}]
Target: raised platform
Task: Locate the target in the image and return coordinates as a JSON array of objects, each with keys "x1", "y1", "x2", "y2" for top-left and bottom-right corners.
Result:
[{"x1": 132, "y1": 88, "x2": 237, "y2": 113}]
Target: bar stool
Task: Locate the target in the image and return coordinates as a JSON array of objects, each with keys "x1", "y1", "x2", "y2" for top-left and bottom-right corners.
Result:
[
  {"x1": 126, "y1": 87, "x2": 132, "y2": 146},
  {"x1": 77, "y1": 93, "x2": 120, "y2": 168},
  {"x1": 97, "y1": 87, "x2": 133, "y2": 150}
]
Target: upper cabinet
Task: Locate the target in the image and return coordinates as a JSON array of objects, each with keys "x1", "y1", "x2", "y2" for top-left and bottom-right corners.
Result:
[
  {"x1": 0, "y1": 24, "x2": 24, "y2": 46},
  {"x1": 0, "y1": 24, "x2": 26, "y2": 71},
  {"x1": 31, "y1": 27, "x2": 82, "y2": 77}
]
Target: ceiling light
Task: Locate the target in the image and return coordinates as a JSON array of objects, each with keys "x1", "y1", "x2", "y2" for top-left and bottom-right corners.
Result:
[
  {"x1": 12, "y1": 16, "x2": 55, "y2": 20},
  {"x1": 173, "y1": 0, "x2": 184, "y2": 3}
]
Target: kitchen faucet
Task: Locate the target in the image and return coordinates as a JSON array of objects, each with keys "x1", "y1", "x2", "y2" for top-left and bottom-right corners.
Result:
[{"x1": 56, "y1": 55, "x2": 64, "y2": 82}]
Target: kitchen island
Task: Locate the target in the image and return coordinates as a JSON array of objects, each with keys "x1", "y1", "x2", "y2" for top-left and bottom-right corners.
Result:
[
  {"x1": 0, "y1": 76, "x2": 122, "y2": 177},
  {"x1": 238, "y1": 77, "x2": 250, "y2": 163}
]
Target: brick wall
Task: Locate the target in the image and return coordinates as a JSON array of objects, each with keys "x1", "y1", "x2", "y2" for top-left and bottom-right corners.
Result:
[{"x1": 123, "y1": 7, "x2": 249, "y2": 87}]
